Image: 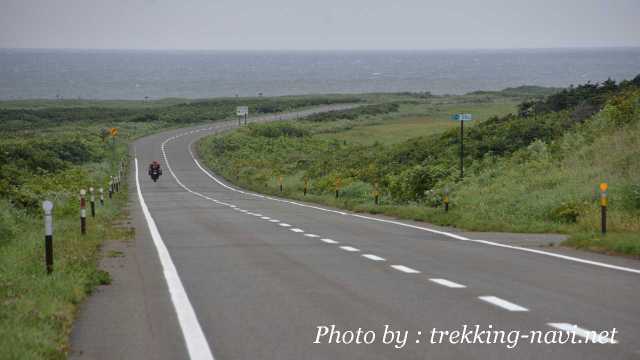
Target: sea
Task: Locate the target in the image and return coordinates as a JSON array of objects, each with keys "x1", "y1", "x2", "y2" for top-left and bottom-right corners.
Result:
[{"x1": 1, "y1": 48, "x2": 639, "y2": 100}]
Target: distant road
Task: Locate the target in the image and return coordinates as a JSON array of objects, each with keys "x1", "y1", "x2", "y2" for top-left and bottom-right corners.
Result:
[{"x1": 71, "y1": 104, "x2": 640, "y2": 359}]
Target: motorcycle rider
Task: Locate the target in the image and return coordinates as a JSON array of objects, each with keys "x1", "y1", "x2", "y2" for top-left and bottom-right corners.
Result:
[{"x1": 148, "y1": 160, "x2": 162, "y2": 181}]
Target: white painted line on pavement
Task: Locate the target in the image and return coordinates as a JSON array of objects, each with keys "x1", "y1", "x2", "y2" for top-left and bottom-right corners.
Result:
[
  {"x1": 261, "y1": 216, "x2": 271, "y2": 220},
  {"x1": 478, "y1": 296, "x2": 528, "y2": 312},
  {"x1": 362, "y1": 254, "x2": 386, "y2": 261},
  {"x1": 269, "y1": 219, "x2": 280, "y2": 222},
  {"x1": 278, "y1": 223, "x2": 291, "y2": 227},
  {"x1": 304, "y1": 234, "x2": 320, "y2": 238},
  {"x1": 340, "y1": 246, "x2": 360, "y2": 252},
  {"x1": 186, "y1": 144, "x2": 640, "y2": 275},
  {"x1": 134, "y1": 158, "x2": 215, "y2": 360},
  {"x1": 253, "y1": 213, "x2": 263, "y2": 217},
  {"x1": 321, "y1": 238, "x2": 339, "y2": 244},
  {"x1": 547, "y1": 323, "x2": 618, "y2": 344},
  {"x1": 390, "y1": 265, "x2": 421, "y2": 274},
  {"x1": 429, "y1": 278, "x2": 466, "y2": 288},
  {"x1": 290, "y1": 228, "x2": 304, "y2": 233}
]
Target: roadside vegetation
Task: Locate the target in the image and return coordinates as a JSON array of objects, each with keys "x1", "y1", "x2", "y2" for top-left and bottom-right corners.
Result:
[
  {"x1": 197, "y1": 79, "x2": 640, "y2": 257},
  {"x1": 0, "y1": 94, "x2": 357, "y2": 359}
]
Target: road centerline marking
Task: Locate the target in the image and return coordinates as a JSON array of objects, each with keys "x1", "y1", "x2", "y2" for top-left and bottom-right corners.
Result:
[
  {"x1": 429, "y1": 278, "x2": 466, "y2": 288},
  {"x1": 390, "y1": 265, "x2": 421, "y2": 274},
  {"x1": 547, "y1": 323, "x2": 618, "y2": 344},
  {"x1": 290, "y1": 228, "x2": 304, "y2": 233},
  {"x1": 321, "y1": 238, "x2": 339, "y2": 244},
  {"x1": 478, "y1": 296, "x2": 528, "y2": 312},
  {"x1": 362, "y1": 254, "x2": 386, "y2": 261},
  {"x1": 340, "y1": 246, "x2": 360, "y2": 252}
]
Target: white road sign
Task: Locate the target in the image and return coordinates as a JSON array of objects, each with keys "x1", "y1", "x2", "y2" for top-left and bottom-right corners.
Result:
[{"x1": 236, "y1": 106, "x2": 248, "y2": 116}]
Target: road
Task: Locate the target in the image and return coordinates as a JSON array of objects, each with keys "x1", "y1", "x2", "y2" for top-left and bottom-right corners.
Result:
[{"x1": 71, "y1": 105, "x2": 640, "y2": 360}]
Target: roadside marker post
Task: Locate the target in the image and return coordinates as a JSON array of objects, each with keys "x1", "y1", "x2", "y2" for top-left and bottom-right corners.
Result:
[
  {"x1": 80, "y1": 189, "x2": 87, "y2": 235},
  {"x1": 373, "y1": 182, "x2": 380, "y2": 205},
  {"x1": 335, "y1": 177, "x2": 341, "y2": 198},
  {"x1": 444, "y1": 188, "x2": 450, "y2": 212},
  {"x1": 304, "y1": 177, "x2": 309, "y2": 196},
  {"x1": 600, "y1": 183, "x2": 608, "y2": 234},
  {"x1": 278, "y1": 176, "x2": 283, "y2": 192},
  {"x1": 99, "y1": 187, "x2": 104, "y2": 206},
  {"x1": 108, "y1": 179, "x2": 113, "y2": 199},
  {"x1": 43, "y1": 200, "x2": 54, "y2": 274},
  {"x1": 89, "y1": 187, "x2": 96, "y2": 218},
  {"x1": 451, "y1": 114, "x2": 473, "y2": 179}
]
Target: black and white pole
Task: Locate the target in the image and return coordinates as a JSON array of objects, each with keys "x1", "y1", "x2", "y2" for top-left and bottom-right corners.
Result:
[
  {"x1": 43, "y1": 200, "x2": 54, "y2": 274},
  {"x1": 89, "y1": 187, "x2": 96, "y2": 218},
  {"x1": 109, "y1": 177, "x2": 114, "y2": 199},
  {"x1": 99, "y1": 187, "x2": 104, "y2": 206},
  {"x1": 114, "y1": 175, "x2": 119, "y2": 192},
  {"x1": 80, "y1": 189, "x2": 87, "y2": 235}
]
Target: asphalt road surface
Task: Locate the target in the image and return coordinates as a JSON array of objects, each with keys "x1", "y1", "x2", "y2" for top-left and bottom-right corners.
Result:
[{"x1": 71, "y1": 106, "x2": 640, "y2": 360}]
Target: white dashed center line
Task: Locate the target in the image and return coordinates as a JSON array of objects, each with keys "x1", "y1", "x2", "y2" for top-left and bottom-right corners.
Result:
[
  {"x1": 304, "y1": 234, "x2": 320, "y2": 238},
  {"x1": 362, "y1": 254, "x2": 386, "y2": 261},
  {"x1": 261, "y1": 216, "x2": 270, "y2": 220},
  {"x1": 547, "y1": 323, "x2": 618, "y2": 344},
  {"x1": 478, "y1": 296, "x2": 528, "y2": 312},
  {"x1": 269, "y1": 219, "x2": 280, "y2": 222},
  {"x1": 278, "y1": 223, "x2": 291, "y2": 227},
  {"x1": 340, "y1": 246, "x2": 360, "y2": 252},
  {"x1": 321, "y1": 238, "x2": 339, "y2": 244},
  {"x1": 290, "y1": 228, "x2": 304, "y2": 233},
  {"x1": 429, "y1": 278, "x2": 466, "y2": 288},
  {"x1": 390, "y1": 265, "x2": 421, "y2": 274}
]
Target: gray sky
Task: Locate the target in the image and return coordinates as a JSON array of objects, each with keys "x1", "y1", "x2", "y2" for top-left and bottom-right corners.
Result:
[{"x1": 1, "y1": 0, "x2": 639, "y2": 50}]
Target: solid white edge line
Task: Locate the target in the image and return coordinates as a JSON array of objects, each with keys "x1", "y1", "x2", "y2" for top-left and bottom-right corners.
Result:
[
  {"x1": 547, "y1": 323, "x2": 618, "y2": 344},
  {"x1": 362, "y1": 254, "x2": 386, "y2": 261},
  {"x1": 429, "y1": 278, "x2": 466, "y2": 288},
  {"x1": 186, "y1": 141, "x2": 640, "y2": 276},
  {"x1": 478, "y1": 296, "x2": 528, "y2": 312},
  {"x1": 390, "y1": 265, "x2": 421, "y2": 274},
  {"x1": 134, "y1": 158, "x2": 214, "y2": 360}
]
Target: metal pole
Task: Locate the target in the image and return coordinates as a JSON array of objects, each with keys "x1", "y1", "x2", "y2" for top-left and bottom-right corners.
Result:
[
  {"x1": 43, "y1": 201, "x2": 54, "y2": 274},
  {"x1": 460, "y1": 120, "x2": 464, "y2": 180}
]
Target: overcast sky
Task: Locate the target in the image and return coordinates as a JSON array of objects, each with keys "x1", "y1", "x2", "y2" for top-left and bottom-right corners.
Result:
[{"x1": 1, "y1": 0, "x2": 638, "y2": 50}]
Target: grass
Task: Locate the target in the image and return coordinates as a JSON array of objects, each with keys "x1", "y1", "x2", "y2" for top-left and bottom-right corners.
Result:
[
  {"x1": 0, "y1": 176, "x2": 130, "y2": 359},
  {"x1": 197, "y1": 88, "x2": 640, "y2": 257}
]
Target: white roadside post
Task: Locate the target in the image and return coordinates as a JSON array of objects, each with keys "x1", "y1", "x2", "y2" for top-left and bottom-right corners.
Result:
[
  {"x1": 99, "y1": 187, "x2": 104, "y2": 206},
  {"x1": 89, "y1": 187, "x2": 96, "y2": 218},
  {"x1": 43, "y1": 200, "x2": 54, "y2": 274},
  {"x1": 80, "y1": 189, "x2": 87, "y2": 235}
]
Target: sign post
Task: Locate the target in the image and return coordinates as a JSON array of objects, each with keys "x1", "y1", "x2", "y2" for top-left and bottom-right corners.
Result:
[
  {"x1": 451, "y1": 114, "x2": 473, "y2": 179},
  {"x1": 43, "y1": 200, "x2": 54, "y2": 274},
  {"x1": 236, "y1": 106, "x2": 248, "y2": 126},
  {"x1": 600, "y1": 183, "x2": 608, "y2": 234}
]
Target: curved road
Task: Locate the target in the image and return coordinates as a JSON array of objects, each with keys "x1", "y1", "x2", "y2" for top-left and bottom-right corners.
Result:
[{"x1": 71, "y1": 106, "x2": 640, "y2": 359}]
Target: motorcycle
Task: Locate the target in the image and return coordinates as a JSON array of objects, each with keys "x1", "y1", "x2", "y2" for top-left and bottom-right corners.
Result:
[{"x1": 149, "y1": 166, "x2": 162, "y2": 182}]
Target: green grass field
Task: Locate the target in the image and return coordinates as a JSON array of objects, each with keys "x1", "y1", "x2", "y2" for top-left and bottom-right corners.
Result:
[
  {"x1": 197, "y1": 85, "x2": 640, "y2": 257},
  {"x1": 315, "y1": 100, "x2": 518, "y2": 145}
]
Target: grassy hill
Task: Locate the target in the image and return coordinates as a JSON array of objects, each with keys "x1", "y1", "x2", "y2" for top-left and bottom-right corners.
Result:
[{"x1": 197, "y1": 78, "x2": 640, "y2": 257}]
